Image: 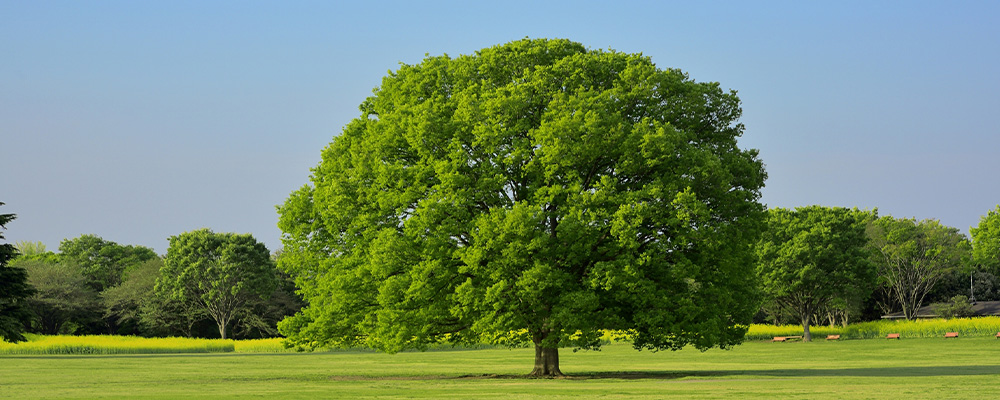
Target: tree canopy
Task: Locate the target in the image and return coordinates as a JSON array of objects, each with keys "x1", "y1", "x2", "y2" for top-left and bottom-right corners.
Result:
[
  {"x1": 59, "y1": 234, "x2": 157, "y2": 292},
  {"x1": 756, "y1": 206, "x2": 875, "y2": 341},
  {"x1": 18, "y1": 259, "x2": 99, "y2": 334},
  {"x1": 867, "y1": 217, "x2": 970, "y2": 320},
  {"x1": 0, "y1": 203, "x2": 36, "y2": 342},
  {"x1": 971, "y1": 205, "x2": 1000, "y2": 271},
  {"x1": 159, "y1": 229, "x2": 277, "y2": 339},
  {"x1": 277, "y1": 38, "x2": 767, "y2": 376}
]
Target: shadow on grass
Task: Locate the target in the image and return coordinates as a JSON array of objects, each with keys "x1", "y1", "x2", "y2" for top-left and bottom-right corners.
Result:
[
  {"x1": 561, "y1": 365, "x2": 1000, "y2": 380},
  {"x1": 325, "y1": 365, "x2": 1000, "y2": 381}
]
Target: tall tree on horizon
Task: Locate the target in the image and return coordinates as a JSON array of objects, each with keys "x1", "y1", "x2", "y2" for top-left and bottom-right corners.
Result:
[{"x1": 0, "y1": 203, "x2": 37, "y2": 342}]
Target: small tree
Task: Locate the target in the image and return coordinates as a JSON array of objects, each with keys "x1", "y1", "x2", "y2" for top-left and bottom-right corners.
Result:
[
  {"x1": 932, "y1": 295, "x2": 975, "y2": 319},
  {"x1": 756, "y1": 206, "x2": 875, "y2": 341},
  {"x1": 159, "y1": 229, "x2": 277, "y2": 339},
  {"x1": 0, "y1": 203, "x2": 36, "y2": 342}
]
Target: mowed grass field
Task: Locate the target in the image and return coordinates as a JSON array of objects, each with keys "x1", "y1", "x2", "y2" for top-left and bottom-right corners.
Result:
[{"x1": 2, "y1": 338, "x2": 999, "y2": 399}]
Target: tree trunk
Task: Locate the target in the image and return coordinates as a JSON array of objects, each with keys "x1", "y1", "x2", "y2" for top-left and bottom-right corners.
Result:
[
  {"x1": 529, "y1": 343, "x2": 563, "y2": 377},
  {"x1": 218, "y1": 321, "x2": 227, "y2": 339},
  {"x1": 801, "y1": 313, "x2": 812, "y2": 342}
]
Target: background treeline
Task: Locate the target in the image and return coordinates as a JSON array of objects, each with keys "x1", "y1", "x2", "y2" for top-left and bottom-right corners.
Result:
[
  {"x1": 755, "y1": 205, "x2": 1000, "y2": 340},
  {"x1": 9, "y1": 232, "x2": 302, "y2": 339},
  {"x1": 4, "y1": 204, "x2": 1000, "y2": 342}
]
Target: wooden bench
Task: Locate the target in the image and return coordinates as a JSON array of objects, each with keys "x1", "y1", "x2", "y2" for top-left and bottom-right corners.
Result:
[
  {"x1": 944, "y1": 332, "x2": 959, "y2": 338},
  {"x1": 886, "y1": 333, "x2": 900, "y2": 339},
  {"x1": 995, "y1": 332, "x2": 1000, "y2": 338},
  {"x1": 772, "y1": 335, "x2": 803, "y2": 342},
  {"x1": 826, "y1": 335, "x2": 841, "y2": 340}
]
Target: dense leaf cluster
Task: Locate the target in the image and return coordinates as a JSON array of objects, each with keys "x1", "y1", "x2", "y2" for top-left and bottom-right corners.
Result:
[{"x1": 277, "y1": 38, "x2": 768, "y2": 359}]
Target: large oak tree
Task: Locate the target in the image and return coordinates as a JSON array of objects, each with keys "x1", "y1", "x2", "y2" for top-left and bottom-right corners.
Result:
[{"x1": 277, "y1": 38, "x2": 767, "y2": 376}]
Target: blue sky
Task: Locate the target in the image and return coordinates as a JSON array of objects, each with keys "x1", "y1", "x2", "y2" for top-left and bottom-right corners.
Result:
[{"x1": 3, "y1": 1, "x2": 998, "y2": 254}]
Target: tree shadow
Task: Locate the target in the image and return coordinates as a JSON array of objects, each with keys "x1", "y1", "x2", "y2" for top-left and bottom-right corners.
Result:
[{"x1": 560, "y1": 365, "x2": 1000, "y2": 380}]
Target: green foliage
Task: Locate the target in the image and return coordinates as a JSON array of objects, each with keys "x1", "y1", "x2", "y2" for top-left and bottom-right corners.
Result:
[
  {"x1": 15, "y1": 259, "x2": 100, "y2": 334},
  {"x1": 931, "y1": 295, "x2": 975, "y2": 319},
  {"x1": 278, "y1": 37, "x2": 767, "y2": 371},
  {"x1": 756, "y1": 206, "x2": 875, "y2": 340},
  {"x1": 101, "y1": 257, "x2": 163, "y2": 331},
  {"x1": 971, "y1": 205, "x2": 1000, "y2": 271},
  {"x1": 13, "y1": 241, "x2": 47, "y2": 258},
  {"x1": 59, "y1": 234, "x2": 157, "y2": 292},
  {"x1": 867, "y1": 217, "x2": 970, "y2": 319},
  {"x1": 927, "y1": 269, "x2": 1000, "y2": 303},
  {"x1": 159, "y1": 229, "x2": 278, "y2": 339},
  {"x1": 0, "y1": 203, "x2": 36, "y2": 343}
]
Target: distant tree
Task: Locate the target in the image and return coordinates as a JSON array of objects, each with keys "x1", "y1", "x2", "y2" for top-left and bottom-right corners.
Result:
[
  {"x1": 102, "y1": 258, "x2": 165, "y2": 335},
  {"x1": 756, "y1": 206, "x2": 875, "y2": 341},
  {"x1": 971, "y1": 205, "x2": 1000, "y2": 271},
  {"x1": 867, "y1": 217, "x2": 970, "y2": 320},
  {"x1": 59, "y1": 234, "x2": 157, "y2": 292},
  {"x1": 159, "y1": 229, "x2": 277, "y2": 339},
  {"x1": 17, "y1": 260, "x2": 100, "y2": 334},
  {"x1": 231, "y1": 268, "x2": 304, "y2": 339},
  {"x1": 0, "y1": 203, "x2": 36, "y2": 343},
  {"x1": 277, "y1": 38, "x2": 767, "y2": 376},
  {"x1": 141, "y1": 288, "x2": 209, "y2": 338},
  {"x1": 14, "y1": 241, "x2": 47, "y2": 258},
  {"x1": 927, "y1": 269, "x2": 1000, "y2": 304}
]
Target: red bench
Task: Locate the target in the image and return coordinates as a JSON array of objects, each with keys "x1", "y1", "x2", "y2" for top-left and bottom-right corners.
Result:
[
  {"x1": 826, "y1": 335, "x2": 841, "y2": 340},
  {"x1": 886, "y1": 333, "x2": 900, "y2": 339},
  {"x1": 772, "y1": 336, "x2": 803, "y2": 342},
  {"x1": 944, "y1": 332, "x2": 959, "y2": 338}
]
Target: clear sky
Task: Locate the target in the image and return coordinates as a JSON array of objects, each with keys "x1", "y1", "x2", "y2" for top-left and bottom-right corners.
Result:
[{"x1": 3, "y1": 1, "x2": 998, "y2": 254}]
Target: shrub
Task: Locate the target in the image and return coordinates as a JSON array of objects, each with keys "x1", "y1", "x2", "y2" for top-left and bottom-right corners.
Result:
[{"x1": 932, "y1": 295, "x2": 976, "y2": 319}]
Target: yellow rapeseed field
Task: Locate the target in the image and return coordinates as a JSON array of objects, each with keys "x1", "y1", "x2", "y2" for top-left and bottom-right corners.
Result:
[
  {"x1": 0, "y1": 334, "x2": 234, "y2": 355},
  {"x1": 745, "y1": 316, "x2": 1000, "y2": 340}
]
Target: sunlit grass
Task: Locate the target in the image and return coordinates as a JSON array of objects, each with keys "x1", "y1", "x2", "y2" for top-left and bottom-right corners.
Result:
[
  {"x1": 233, "y1": 337, "x2": 294, "y2": 353},
  {"x1": 3, "y1": 339, "x2": 1000, "y2": 399}
]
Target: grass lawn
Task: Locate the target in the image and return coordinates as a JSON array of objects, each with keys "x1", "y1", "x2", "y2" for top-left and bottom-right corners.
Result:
[{"x1": 2, "y1": 338, "x2": 999, "y2": 399}]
